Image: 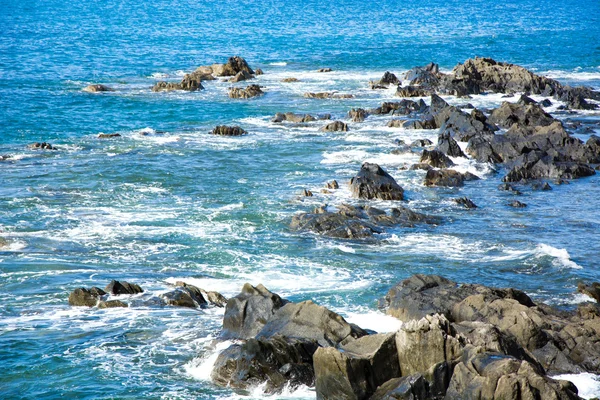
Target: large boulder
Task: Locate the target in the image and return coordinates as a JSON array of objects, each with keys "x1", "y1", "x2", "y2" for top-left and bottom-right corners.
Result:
[
  {"x1": 403, "y1": 62, "x2": 442, "y2": 89},
  {"x1": 349, "y1": 108, "x2": 368, "y2": 122},
  {"x1": 314, "y1": 333, "x2": 400, "y2": 400},
  {"x1": 68, "y1": 287, "x2": 106, "y2": 307},
  {"x1": 210, "y1": 125, "x2": 248, "y2": 136},
  {"x1": 436, "y1": 132, "x2": 466, "y2": 158},
  {"x1": 320, "y1": 121, "x2": 349, "y2": 132},
  {"x1": 446, "y1": 346, "x2": 581, "y2": 400},
  {"x1": 369, "y1": 71, "x2": 400, "y2": 89},
  {"x1": 489, "y1": 102, "x2": 556, "y2": 129},
  {"x1": 221, "y1": 283, "x2": 287, "y2": 339},
  {"x1": 424, "y1": 169, "x2": 464, "y2": 187},
  {"x1": 396, "y1": 86, "x2": 431, "y2": 98},
  {"x1": 349, "y1": 163, "x2": 404, "y2": 201},
  {"x1": 104, "y1": 280, "x2": 143, "y2": 295},
  {"x1": 420, "y1": 149, "x2": 455, "y2": 168},
  {"x1": 202, "y1": 56, "x2": 255, "y2": 77}
]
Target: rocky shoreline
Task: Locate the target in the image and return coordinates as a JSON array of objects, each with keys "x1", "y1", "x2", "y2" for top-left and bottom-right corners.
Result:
[{"x1": 62, "y1": 56, "x2": 600, "y2": 398}]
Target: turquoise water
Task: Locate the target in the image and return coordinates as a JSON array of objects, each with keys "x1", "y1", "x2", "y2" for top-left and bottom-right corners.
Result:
[{"x1": 2, "y1": 0, "x2": 600, "y2": 398}]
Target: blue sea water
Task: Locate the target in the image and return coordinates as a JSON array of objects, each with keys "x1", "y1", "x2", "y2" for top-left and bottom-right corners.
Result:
[{"x1": 1, "y1": 0, "x2": 600, "y2": 398}]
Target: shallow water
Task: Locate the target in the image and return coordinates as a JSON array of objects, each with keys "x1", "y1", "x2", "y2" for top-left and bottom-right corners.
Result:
[{"x1": 2, "y1": 0, "x2": 600, "y2": 398}]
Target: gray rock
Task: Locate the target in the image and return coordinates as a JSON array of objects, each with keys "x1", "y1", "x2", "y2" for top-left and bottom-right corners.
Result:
[
  {"x1": 349, "y1": 163, "x2": 404, "y2": 201},
  {"x1": 210, "y1": 125, "x2": 248, "y2": 136},
  {"x1": 424, "y1": 169, "x2": 464, "y2": 187},
  {"x1": 320, "y1": 121, "x2": 349, "y2": 132},
  {"x1": 228, "y1": 84, "x2": 264, "y2": 99},
  {"x1": 420, "y1": 149, "x2": 455, "y2": 168},
  {"x1": 68, "y1": 287, "x2": 106, "y2": 307},
  {"x1": 104, "y1": 280, "x2": 143, "y2": 295}
]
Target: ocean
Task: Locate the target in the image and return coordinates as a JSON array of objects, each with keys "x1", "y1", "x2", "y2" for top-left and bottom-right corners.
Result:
[{"x1": 1, "y1": 0, "x2": 600, "y2": 398}]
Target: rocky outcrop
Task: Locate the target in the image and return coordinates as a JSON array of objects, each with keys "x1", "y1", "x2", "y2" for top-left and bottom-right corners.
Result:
[
  {"x1": 437, "y1": 132, "x2": 466, "y2": 158},
  {"x1": 197, "y1": 56, "x2": 255, "y2": 77},
  {"x1": 210, "y1": 125, "x2": 248, "y2": 136},
  {"x1": 420, "y1": 149, "x2": 455, "y2": 168},
  {"x1": 349, "y1": 163, "x2": 404, "y2": 201},
  {"x1": 68, "y1": 287, "x2": 106, "y2": 307},
  {"x1": 403, "y1": 62, "x2": 442, "y2": 90},
  {"x1": 578, "y1": 282, "x2": 600, "y2": 303},
  {"x1": 272, "y1": 112, "x2": 317, "y2": 123},
  {"x1": 82, "y1": 84, "x2": 114, "y2": 93},
  {"x1": 379, "y1": 274, "x2": 600, "y2": 375},
  {"x1": 290, "y1": 203, "x2": 438, "y2": 239},
  {"x1": 320, "y1": 121, "x2": 349, "y2": 132},
  {"x1": 396, "y1": 86, "x2": 431, "y2": 98},
  {"x1": 369, "y1": 71, "x2": 400, "y2": 89},
  {"x1": 228, "y1": 84, "x2": 264, "y2": 99},
  {"x1": 221, "y1": 283, "x2": 287, "y2": 339},
  {"x1": 105, "y1": 280, "x2": 143, "y2": 295},
  {"x1": 370, "y1": 100, "x2": 427, "y2": 116}
]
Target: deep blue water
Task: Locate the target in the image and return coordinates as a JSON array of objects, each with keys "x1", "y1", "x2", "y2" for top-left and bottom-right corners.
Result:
[{"x1": 1, "y1": 0, "x2": 600, "y2": 399}]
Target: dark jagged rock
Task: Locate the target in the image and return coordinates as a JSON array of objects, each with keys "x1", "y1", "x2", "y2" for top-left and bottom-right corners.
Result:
[
  {"x1": 404, "y1": 62, "x2": 441, "y2": 89},
  {"x1": 314, "y1": 333, "x2": 400, "y2": 400},
  {"x1": 369, "y1": 71, "x2": 400, "y2": 89},
  {"x1": 437, "y1": 132, "x2": 466, "y2": 157},
  {"x1": 532, "y1": 181, "x2": 553, "y2": 191},
  {"x1": 304, "y1": 92, "x2": 354, "y2": 99},
  {"x1": 326, "y1": 180, "x2": 339, "y2": 189},
  {"x1": 371, "y1": 100, "x2": 427, "y2": 116},
  {"x1": 28, "y1": 142, "x2": 57, "y2": 150},
  {"x1": 210, "y1": 125, "x2": 248, "y2": 136},
  {"x1": 200, "y1": 56, "x2": 255, "y2": 77},
  {"x1": 83, "y1": 84, "x2": 114, "y2": 93},
  {"x1": 320, "y1": 121, "x2": 349, "y2": 132},
  {"x1": 302, "y1": 189, "x2": 313, "y2": 197},
  {"x1": 489, "y1": 101, "x2": 556, "y2": 129},
  {"x1": 161, "y1": 282, "x2": 209, "y2": 308},
  {"x1": 68, "y1": 287, "x2": 106, "y2": 307},
  {"x1": 211, "y1": 336, "x2": 318, "y2": 394},
  {"x1": 453, "y1": 197, "x2": 477, "y2": 209},
  {"x1": 221, "y1": 283, "x2": 287, "y2": 339},
  {"x1": 175, "y1": 281, "x2": 227, "y2": 307},
  {"x1": 255, "y1": 68, "x2": 263, "y2": 75},
  {"x1": 420, "y1": 149, "x2": 455, "y2": 168},
  {"x1": 518, "y1": 94, "x2": 538, "y2": 105},
  {"x1": 396, "y1": 85, "x2": 431, "y2": 98},
  {"x1": 503, "y1": 158, "x2": 595, "y2": 182},
  {"x1": 104, "y1": 280, "x2": 143, "y2": 295},
  {"x1": 317, "y1": 68, "x2": 332, "y2": 73},
  {"x1": 349, "y1": 108, "x2": 367, "y2": 122},
  {"x1": 424, "y1": 169, "x2": 464, "y2": 187},
  {"x1": 272, "y1": 112, "x2": 316, "y2": 123},
  {"x1": 97, "y1": 133, "x2": 121, "y2": 138},
  {"x1": 578, "y1": 282, "x2": 600, "y2": 303},
  {"x1": 349, "y1": 163, "x2": 404, "y2": 201},
  {"x1": 410, "y1": 163, "x2": 433, "y2": 171},
  {"x1": 229, "y1": 70, "x2": 254, "y2": 83},
  {"x1": 228, "y1": 84, "x2": 264, "y2": 99}
]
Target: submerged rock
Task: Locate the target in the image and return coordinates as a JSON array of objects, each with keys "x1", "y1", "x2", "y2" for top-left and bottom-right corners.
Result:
[
  {"x1": 210, "y1": 125, "x2": 248, "y2": 136},
  {"x1": 82, "y1": 84, "x2": 114, "y2": 93}
]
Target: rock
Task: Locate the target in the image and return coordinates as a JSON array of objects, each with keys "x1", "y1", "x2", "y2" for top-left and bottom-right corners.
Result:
[
  {"x1": 255, "y1": 68, "x2": 263, "y2": 75},
  {"x1": 453, "y1": 197, "x2": 477, "y2": 209},
  {"x1": 503, "y1": 158, "x2": 596, "y2": 182},
  {"x1": 518, "y1": 94, "x2": 537, "y2": 105},
  {"x1": 372, "y1": 100, "x2": 427, "y2": 115},
  {"x1": 387, "y1": 120, "x2": 405, "y2": 128},
  {"x1": 437, "y1": 132, "x2": 466, "y2": 158},
  {"x1": 210, "y1": 125, "x2": 248, "y2": 136},
  {"x1": 349, "y1": 162, "x2": 404, "y2": 201},
  {"x1": 489, "y1": 101, "x2": 556, "y2": 129},
  {"x1": 532, "y1": 182, "x2": 553, "y2": 191},
  {"x1": 314, "y1": 333, "x2": 400, "y2": 400},
  {"x1": 290, "y1": 210, "x2": 383, "y2": 239},
  {"x1": 498, "y1": 183, "x2": 521, "y2": 194},
  {"x1": 97, "y1": 133, "x2": 121, "y2": 138},
  {"x1": 272, "y1": 112, "x2": 316, "y2": 123},
  {"x1": 221, "y1": 283, "x2": 287, "y2": 339},
  {"x1": 509, "y1": 200, "x2": 527, "y2": 208},
  {"x1": 411, "y1": 139, "x2": 434, "y2": 147},
  {"x1": 404, "y1": 63, "x2": 441, "y2": 89},
  {"x1": 369, "y1": 372, "x2": 440, "y2": 400},
  {"x1": 384, "y1": 206, "x2": 440, "y2": 227},
  {"x1": 446, "y1": 347, "x2": 581, "y2": 400},
  {"x1": 28, "y1": 142, "x2": 57, "y2": 150},
  {"x1": 152, "y1": 82, "x2": 183, "y2": 92},
  {"x1": 211, "y1": 336, "x2": 318, "y2": 394},
  {"x1": 304, "y1": 92, "x2": 354, "y2": 99},
  {"x1": 282, "y1": 77, "x2": 299, "y2": 82},
  {"x1": 257, "y1": 300, "x2": 367, "y2": 347},
  {"x1": 320, "y1": 121, "x2": 349, "y2": 132},
  {"x1": 303, "y1": 189, "x2": 313, "y2": 197},
  {"x1": 228, "y1": 84, "x2": 264, "y2": 99},
  {"x1": 578, "y1": 282, "x2": 600, "y2": 303},
  {"x1": 396, "y1": 314, "x2": 463, "y2": 377},
  {"x1": 420, "y1": 149, "x2": 455, "y2": 168},
  {"x1": 104, "y1": 280, "x2": 143, "y2": 295},
  {"x1": 68, "y1": 287, "x2": 106, "y2": 307},
  {"x1": 349, "y1": 108, "x2": 368, "y2": 122},
  {"x1": 98, "y1": 300, "x2": 128, "y2": 309},
  {"x1": 410, "y1": 163, "x2": 433, "y2": 171},
  {"x1": 152, "y1": 69, "x2": 210, "y2": 92},
  {"x1": 161, "y1": 287, "x2": 205, "y2": 308},
  {"x1": 462, "y1": 172, "x2": 481, "y2": 181},
  {"x1": 209, "y1": 56, "x2": 255, "y2": 77},
  {"x1": 369, "y1": 71, "x2": 400, "y2": 89},
  {"x1": 204, "y1": 291, "x2": 228, "y2": 307},
  {"x1": 82, "y1": 84, "x2": 114, "y2": 93},
  {"x1": 174, "y1": 281, "x2": 226, "y2": 307},
  {"x1": 317, "y1": 68, "x2": 332, "y2": 72},
  {"x1": 326, "y1": 180, "x2": 339, "y2": 189},
  {"x1": 229, "y1": 70, "x2": 254, "y2": 83},
  {"x1": 540, "y1": 99, "x2": 553, "y2": 107},
  {"x1": 396, "y1": 86, "x2": 431, "y2": 98}
]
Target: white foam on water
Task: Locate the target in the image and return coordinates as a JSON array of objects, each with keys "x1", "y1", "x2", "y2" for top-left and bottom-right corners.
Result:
[
  {"x1": 535, "y1": 244, "x2": 582, "y2": 269},
  {"x1": 344, "y1": 310, "x2": 403, "y2": 333},
  {"x1": 542, "y1": 69, "x2": 600, "y2": 82},
  {"x1": 149, "y1": 72, "x2": 169, "y2": 79},
  {"x1": 383, "y1": 233, "x2": 492, "y2": 261},
  {"x1": 336, "y1": 245, "x2": 355, "y2": 253},
  {"x1": 552, "y1": 373, "x2": 600, "y2": 399},
  {"x1": 269, "y1": 62, "x2": 288, "y2": 66},
  {"x1": 184, "y1": 339, "x2": 234, "y2": 381}
]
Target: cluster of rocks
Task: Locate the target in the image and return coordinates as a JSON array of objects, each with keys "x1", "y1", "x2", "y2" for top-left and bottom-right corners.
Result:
[
  {"x1": 151, "y1": 56, "x2": 257, "y2": 92},
  {"x1": 68, "y1": 280, "x2": 226, "y2": 309},
  {"x1": 28, "y1": 142, "x2": 57, "y2": 150},
  {"x1": 208, "y1": 275, "x2": 600, "y2": 399}
]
